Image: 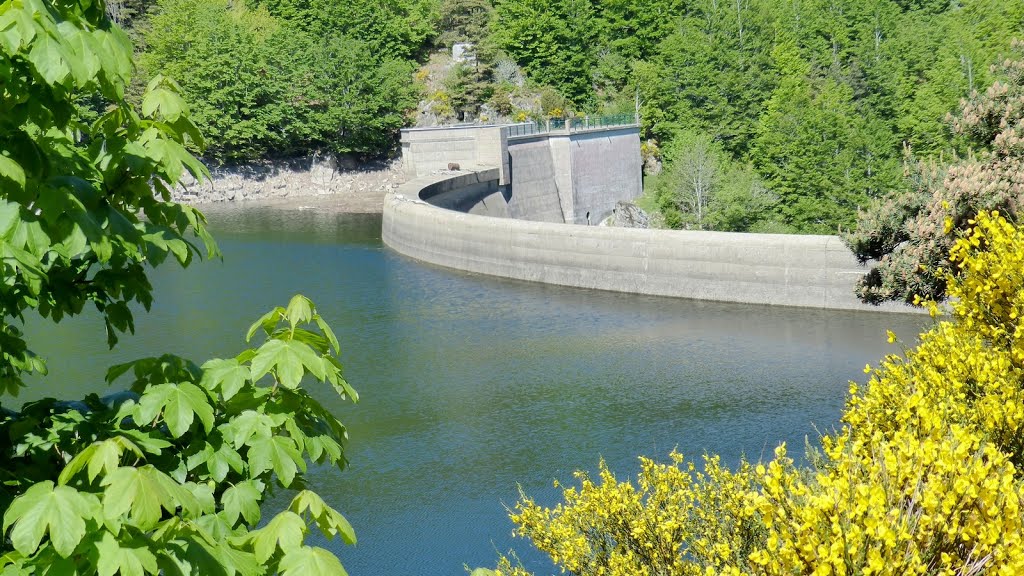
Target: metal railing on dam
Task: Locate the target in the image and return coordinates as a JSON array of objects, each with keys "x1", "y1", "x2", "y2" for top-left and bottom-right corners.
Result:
[
  {"x1": 381, "y1": 170, "x2": 921, "y2": 314},
  {"x1": 505, "y1": 114, "x2": 638, "y2": 138}
]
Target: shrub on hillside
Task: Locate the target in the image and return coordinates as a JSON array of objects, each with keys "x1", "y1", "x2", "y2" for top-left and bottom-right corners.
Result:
[{"x1": 846, "y1": 41, "x2": 1024, "y2": 304}]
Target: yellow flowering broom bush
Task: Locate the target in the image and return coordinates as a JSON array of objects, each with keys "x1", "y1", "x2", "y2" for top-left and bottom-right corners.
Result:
[{"x1": 498, "y1": 211, "x2": 1024, "y2": 575}]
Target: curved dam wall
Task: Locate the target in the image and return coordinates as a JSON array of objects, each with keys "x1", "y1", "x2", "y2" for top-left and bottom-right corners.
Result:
[{"x1": 383, "y1": 171, "x2": 917, "y2": 313}]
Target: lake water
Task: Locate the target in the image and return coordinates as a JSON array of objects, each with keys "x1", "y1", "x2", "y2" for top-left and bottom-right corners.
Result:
[{"x1": 21, "y1": 206, "x2": 928, "y2": 575}]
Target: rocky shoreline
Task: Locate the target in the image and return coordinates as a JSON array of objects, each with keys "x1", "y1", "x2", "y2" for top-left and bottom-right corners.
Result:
[{"x1": 172, "y1": 155, "x2": 407, "y2": 213}]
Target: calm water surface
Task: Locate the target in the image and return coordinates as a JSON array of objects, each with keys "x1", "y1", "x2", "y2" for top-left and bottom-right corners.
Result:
[{"x1": 23, "y1": 206, "x2": 928, "y2": 575}]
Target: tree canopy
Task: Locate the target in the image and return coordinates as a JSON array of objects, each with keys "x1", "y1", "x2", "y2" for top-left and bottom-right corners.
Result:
[{"x1": 0, "y1": 0, "x2": 357, "y2": 572}]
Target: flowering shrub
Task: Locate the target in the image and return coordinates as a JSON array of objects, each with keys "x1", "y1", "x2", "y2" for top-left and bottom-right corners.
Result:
[
  {"x1": 846, "y1": 41, "x2": 1024, "y2": 304},
  {"x1": 497, "y1": 210, "x2": 1024, "y2": 575}
]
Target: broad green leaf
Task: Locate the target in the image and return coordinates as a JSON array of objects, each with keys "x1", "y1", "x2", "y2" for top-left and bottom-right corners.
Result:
[
  {"x1": 57, "y1": 21, "x2": 99, "y2": 86},
  {"x1": 101, "y1": 466, "x2": 198, "y2": 530},
  {"x1": 207, "y1": 442, "x2": 244, "y2": 482},
  {"x1": 246, "y1": 307, "x2": 283, "y2": 342},
  {"x1": 116, "y1": 429, "x2": 172, "y2": 454},
  {"x1": 141, "y1": 87, "x2": 187, "y2": 122},
  {"x1": 0, "y1": 200, "x2": 21, "y2": 238},
  {"x1": 222, "y1": 481, "x2": 262, "y2": 526},
  {"x1": 285, "y1": 295, "x2": 313, "y2": 328},
  {"x1": 279, "y1": 546, "x2": 347, "y2": 576},
  {"x1": 0, "y1": 3, "x2": 35, "y2": 53},
  {"x1": 247, "y1": 435, "x2": 303, "y2": 487},
  {"x1": 2, "y1": 481, "x2": 100, "y2": 557},
  {"x1": 200, "y1": 358, "x2": 250, "y2": 400},
  {"x1": 248, "y1": 511, "x2": 305, "y2": 563},
  {"x1": 57, "y1": 437, "x2": 134, "y2": 484},
  {"x1": 250, "y1": 339, "x2": 323, "y2": 389},
  {"x1": 224, "y1": 410, "x2": 275, "y2": 449},
  {"x1": 289, "y1": 491, "x2": 355, "y2": 545},
  {"x1": 27, "y1": 32, "x2": 70, "y2": 86},
  {"x1": 162, "y1": 381, "x2": 212, "y2": 434},
  {"x1": 0, "y1": 156, "x2": 25, "y2": 189},
  {"x1": 136, "y1": 382, "x2": 213, "y2": 437},
  {"x1": 95, "y1": 531, "x2": 158, "y2": 576}
]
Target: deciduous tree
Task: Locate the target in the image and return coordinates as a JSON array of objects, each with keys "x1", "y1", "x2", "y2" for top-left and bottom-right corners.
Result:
[{"x1": 0, "y1": 1, "x2": 357, "y2": 573}]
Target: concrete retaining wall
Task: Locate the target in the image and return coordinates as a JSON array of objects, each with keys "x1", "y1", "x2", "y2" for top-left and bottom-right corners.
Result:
[
  {"x1": 383, "y1": 171, "x2": 918, "y2": 313},
  {"x1": 505, "y1": 136, "x2": 566, "y2": 222},
  {"x1": 569, "y1": 127, "x2": 643, "y2": 224},
  {"x1": 400, "y1": 125, "x2": 504, "y2": 177}
]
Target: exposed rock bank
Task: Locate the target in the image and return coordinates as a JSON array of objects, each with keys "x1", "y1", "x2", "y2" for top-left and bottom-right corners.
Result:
[{"x1": 173, "y1": 155, "x2": 408, "y2": 213}]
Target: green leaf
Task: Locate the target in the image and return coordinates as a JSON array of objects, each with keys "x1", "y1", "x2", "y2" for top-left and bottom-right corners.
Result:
[
  {"x1": 279, "y1": 546, "x2": 347, "y2": 576},
  {"x1": 101, "y1": 466, "x2": 198, "y2": 530},
  {"x1": 207, "y1": 442, "x2": 244, "y2": 482},
  {"x1": 58, "y1": 437, "x2": 137, "y2": 484},
  {"x1": 27, "y1": 32, "x2": 70, "y2": 86},
  {"x1": 0, "y1": 3, "x2": 36, "y2": 53},
  {"x1": 95, "y1": 531, "x2": 158, "y2": 576},
  {"x1": 250, "y1": 339, "x2": 324, "y2": 389},
  {"x1": 247, "y1": 435, "x2": 304, "y2": 487},
  {"x1": 222, "y1": 481, "x2": 262, "y2": 526},
  {"x1": 2, "y1": 481, "x2": 100, "y2": 558},
  {"x1": 223, "y1": 410, "x2": 275, "y2": 449},
  {"x1": 200, "y1": 358, "x2": 250, "y2": 400},
  {"x1": 289, "y1": 491, "x2": 356, "y2": 545},
  {"x1": 285, "y1": 295, "x2": 313, "y2": 328},
  {"x1": 314, "y1": 316, "x2": 340, "y2": 355},
  {"x1": 248, "y1": 511, "x2": 305, "y2": 563},
  {"x1": 136, "y1": 383, "x2": 213, "y2": 437},
  {"x1": 0, "y1": 156, "x2": 25, "y2": 189},
  {"x1": 141, "y1": 87, "x2": 187, "y2": 122},
  {"x1": 0, "y1": 200, "x2": 21, "y2": 238},
  {"x1": 246, "y1": 307, "x2": 283, "y2": 342}
]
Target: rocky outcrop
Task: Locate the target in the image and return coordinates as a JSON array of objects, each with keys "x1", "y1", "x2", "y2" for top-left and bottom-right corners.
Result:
[
  {"x1": 172, "y1": 155, "x2": 407, "y2": 210},
  {"x1": 604, "y1": 201, "x2": 650, "y2": 228}
]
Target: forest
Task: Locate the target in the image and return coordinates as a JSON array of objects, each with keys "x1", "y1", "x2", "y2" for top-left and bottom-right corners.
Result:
[{"x1": 129, "y1": 0, "x2": 1024, "y2": 237}]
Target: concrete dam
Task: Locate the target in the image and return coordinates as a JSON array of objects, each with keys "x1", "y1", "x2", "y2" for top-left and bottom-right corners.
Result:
[{"x1": 384, "y1": 121, "x2": 915, "y2": 313}]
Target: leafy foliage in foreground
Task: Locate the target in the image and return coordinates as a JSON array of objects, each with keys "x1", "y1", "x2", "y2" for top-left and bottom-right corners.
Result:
[
  {"x1": 846, "y1": 41, "x2": 1024, "y2": 304},
  {"x1": 1, "y1": 0, "x2": 356, "y2": 572},
  {"x1": 2, "y1": 297, "x2": 357, "y2": 574},
  {"x1": 0, "y1": 0, "x2": 212, "y2": 395},
  {"x1": 494, "y1": 210, "x2": 1024, "y2": 574}
]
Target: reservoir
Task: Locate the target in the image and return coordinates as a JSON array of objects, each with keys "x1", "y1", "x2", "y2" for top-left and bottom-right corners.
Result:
[{"x1": 22, "y1": 206, "x2": 927, "y2": 575}]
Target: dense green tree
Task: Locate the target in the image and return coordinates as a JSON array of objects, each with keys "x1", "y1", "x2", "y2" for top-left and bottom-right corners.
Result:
[
  {"x1": 252, "y1": 0, "x2": 438, "y2": 60},
  {"x1": 633, "y1": 0, "x2": 776, "y2": 156},
  {"x1": 141, "y1": 0, "x2": 289, "y2": 161},
  {"x1": 142, "y1": 0, "x2": 418, "y2": 161},
  {"x1": 436, "y1": 0, "x2": 493, "y2": 47},
  {"x1": 656, "y1": 131, "x2": 777, "y2": 232},
  {"x1": 490, "y1": 0, "x2": 598, "y2": 106},
  {"x1": 750, "y1": 41, "x2": 902, "y2": 232},
  {"x1": 0, "y1": 0, "x2": 356, "y2": 573}
]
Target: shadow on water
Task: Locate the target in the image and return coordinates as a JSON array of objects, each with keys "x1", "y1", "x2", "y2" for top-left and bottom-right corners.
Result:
[{"x1": 19, "y1": 206, "x2": 930, "y2": 575}]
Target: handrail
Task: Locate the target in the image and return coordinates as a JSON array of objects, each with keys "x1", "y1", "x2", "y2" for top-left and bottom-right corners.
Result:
[{"x1": 504, "y1": 114, "x2": 637, "y2": 138}]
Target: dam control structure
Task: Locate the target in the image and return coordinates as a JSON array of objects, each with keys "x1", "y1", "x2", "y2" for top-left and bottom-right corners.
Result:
[{"x1": 399, "y1": 117, "x2": 642, "y2": 225}]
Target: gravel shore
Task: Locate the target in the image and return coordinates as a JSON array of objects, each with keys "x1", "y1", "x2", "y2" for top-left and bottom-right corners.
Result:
[{"x1": 172, "y1": 156, "x2": 407, "y2": 214}]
